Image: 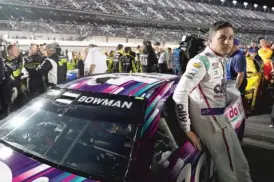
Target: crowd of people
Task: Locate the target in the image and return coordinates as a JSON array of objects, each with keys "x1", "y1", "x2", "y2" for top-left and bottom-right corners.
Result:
[{"x1": 6, "y1": 0, "x2": 274, "y2": 29}]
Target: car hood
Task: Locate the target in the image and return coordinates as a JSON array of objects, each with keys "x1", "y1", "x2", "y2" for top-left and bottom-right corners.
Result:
[{"x1": 0, "y1": 143, "x2": 98, "y2": 182}]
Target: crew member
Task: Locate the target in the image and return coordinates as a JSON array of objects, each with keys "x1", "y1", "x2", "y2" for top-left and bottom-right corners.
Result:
[
  {"x1": 24, "y1": 43, "x2": 45, "y2": 98},
  {"x1": 173, "y1": 21, "x2": 252, "y2": 182},
  {"x1": 140, "y1": 41, "x2": 158, "y2": 73},
  {"x1": 106, "y1": 51, "x2": 114, "y2": 73},
  {"x1": 119, "y1": 47, "x2": 136, "y2": 73},
  {"x1": 4, "y1": 44, "x2": 23, "y2": 108},
  {"x1": 37, "y1": 44, "x2": 59, "y2": 88},
  {"x1": 113, "y1": 44, "x2": 124, "y2": 73}
]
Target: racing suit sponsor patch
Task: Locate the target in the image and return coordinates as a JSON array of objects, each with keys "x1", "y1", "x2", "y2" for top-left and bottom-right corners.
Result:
[
  {"x1": 176, "y1": 104, "x2": 187, "y2": 122},
  {"x1": 193, "y1": 62, "x2": 202, "y2": 68}
]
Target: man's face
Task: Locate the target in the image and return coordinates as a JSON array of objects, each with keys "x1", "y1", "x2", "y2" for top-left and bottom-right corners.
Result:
[
  {"x1": 9, "y1": 46, "x2": 19, "y2": 58},
  {"x1": 210, "y1": 27, "x2": 234, "y2": 56},
  {"x1": 47, "y1": 49, "x2": 55, "y2": 57},
  {"x1": 38, "y1": 46, "x2": 45, "y2": 56},
  {"x1": 251, "y1": 42, "x2": 256, "y2": 48},
  {"x1": 30, "y1": 45, "x2": 38, "y2": 55},
  {"x1": 260, "y1": 39, "x2": 268, "y2": 48}
]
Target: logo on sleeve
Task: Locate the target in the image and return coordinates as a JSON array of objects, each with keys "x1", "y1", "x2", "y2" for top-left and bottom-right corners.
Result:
[{"x1": 193, "y1": 63, "x2": 202, "y2": 68}]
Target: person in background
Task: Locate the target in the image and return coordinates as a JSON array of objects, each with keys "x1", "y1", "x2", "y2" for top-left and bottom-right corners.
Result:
[
  {"x1": 113, "y1": 44, "x2": 124, "y2": 73},
  {"x1": 76, "y1": 51, "x2": 84, "y2": 78},
  {"x1": 166, "y1": 47, "x2": 173, "y2": 74},
  {"x1": 66, "y1": 51, "x2": 77, "y2": 71},
  {"x1": 4, "y1": 44, "x2": 24, "y2": 109},
  {"x1": 119, "y1": 47, "x2": 136, "y2": 73},
  {"x1": 0, "y1": 58, "x2": 13, "y2": 117},
  {"x1": 140, "y1": 40, "x2": 158, "y2": 73},
  {"x1": 36, "y1": 44, "x2": 59, "y2": 88},
  {"x1": 128, "y1": 47, "x2": 136, "y2": 59},
  {"x1": 158, "y1": 48, "x2": 166, "y2": 73},
  {"x1": 154, "y1": 41, "x2": 161, "y2": 60},
  {"x1": 258, "y1": 37, "x2": 273, "y2": 81},
  {"x1": 106, "y1": 51, "x2": 114, "y2": 73},
  {"x1": 227, "y1": 38, "x2": 247, "y2": 94},
  {"x1": 24, "y1": 43, "x2": 45, "y2": 98},
  {"x1": 135, "y1": 45, "x2": 142, "y2": 73},
  {"x1": 84, "y1": 44, "x2": 107, "y2": 75}
]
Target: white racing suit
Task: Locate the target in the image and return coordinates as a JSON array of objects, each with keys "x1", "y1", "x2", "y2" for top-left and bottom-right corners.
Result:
[{"x1": 173, "y1": 47, "x2": 252, "y2": 182}]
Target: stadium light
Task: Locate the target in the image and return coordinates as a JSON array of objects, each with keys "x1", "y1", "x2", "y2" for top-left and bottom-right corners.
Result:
[
  {"x1": 232, "y1": 0, "x2": 237, "y2": 7},
  {"x1": 243, "y1": 2, "x2": 248, "y2": 8},
  {"x1": 272, "y1": 7, "x2": 274, "y2": 12},
  {"x1": 220, "y1": 0, "x2": 225, "y2": 5},
  {"x1": 263, "y1": 5, "x2": 267, "y2": 12},
  {"x1": 254, "y1": 4, "x2": 258, "y2": 9}
]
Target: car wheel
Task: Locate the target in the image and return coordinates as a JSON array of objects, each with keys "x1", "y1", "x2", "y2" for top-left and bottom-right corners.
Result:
[
  {"x1": 194, "y1": 152, "x2": 208, "y2": 182},
  {"x1": 176, "y1": 163, "x2": 191, "y2": 182}
]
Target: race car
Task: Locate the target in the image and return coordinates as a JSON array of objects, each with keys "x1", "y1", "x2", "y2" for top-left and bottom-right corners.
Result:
[{"x1": 0, "y1": 73, "x2": 245, "y2": 182}]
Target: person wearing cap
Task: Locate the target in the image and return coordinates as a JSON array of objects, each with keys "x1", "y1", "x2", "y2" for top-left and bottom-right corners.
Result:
[{"x1": 226, "y1": 38, "x2": 247, "y2": 94}]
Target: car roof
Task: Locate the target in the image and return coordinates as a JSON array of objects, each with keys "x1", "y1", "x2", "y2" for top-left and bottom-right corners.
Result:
[{"x1": 61, "y1": 73, "x2": 178, "y2": 97}]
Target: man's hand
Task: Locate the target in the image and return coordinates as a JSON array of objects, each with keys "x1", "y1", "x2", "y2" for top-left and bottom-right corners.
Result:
[{"x1": 186, "y1": 131, "x2": 202, "y2": 151}]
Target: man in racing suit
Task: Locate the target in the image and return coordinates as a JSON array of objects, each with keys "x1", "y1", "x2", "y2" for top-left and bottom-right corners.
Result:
[
  {"x1": 173, "y1": 21, "x2": 252, "y2": 182},
  {"x1": 119, "y1": 47, "x2": 136, "y2": 73},
  {"x1": 113, "y1": 44, "x2": 124, "y2": 73}
]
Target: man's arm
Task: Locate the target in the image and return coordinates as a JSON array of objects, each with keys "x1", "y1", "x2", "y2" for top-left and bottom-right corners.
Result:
[
  {"x1": 172, "y1": 58, "x2": 207, "y2": 150},
  {"x1": 234, "y1": 54, "x2": 246, "y2": 89},
  {"x1": 173, "y1": 58, "x2": 207, "y2": 132},
  {"x1": 236, "y1": 72, "x2": 245, "y2": 89},
  {"x1": 89, "y1": 64, "x2": 95, "y2": 75}
]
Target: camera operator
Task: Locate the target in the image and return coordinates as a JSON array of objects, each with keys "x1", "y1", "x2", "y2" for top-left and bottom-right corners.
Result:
[{"x1": 24, "y1": 43, "x2": 45, "y2": 99}]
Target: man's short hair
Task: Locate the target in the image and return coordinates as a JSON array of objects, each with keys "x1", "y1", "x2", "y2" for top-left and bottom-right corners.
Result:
[
  {"x1": 154, "y1": 41, "x2": 161, "y2": 46},
  {"x1": 209, "y1": 21, "x2": 233, "y2": 37},
  {"x1": 258, "y1": 37, "x2": 265, "y2": 43},
  {"x1": 7, "y1": 44, "x2": 16, "y2": 52},
  {"x1": 117, "y1": 44, "x2": 123, "y2": 50},
  {"x1": 45, "y1": 44, "x2": 57, "y2": 52}
]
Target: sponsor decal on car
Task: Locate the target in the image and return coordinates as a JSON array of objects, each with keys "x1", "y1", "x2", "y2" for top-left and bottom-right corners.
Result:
[{"x1": 77, "y1": 96, "x2": 133, "y2": 109}]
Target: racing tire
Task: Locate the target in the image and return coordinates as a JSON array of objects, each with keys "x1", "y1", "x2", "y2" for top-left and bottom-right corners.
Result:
[
  {"x1": 176, "y1": 163, "x2": 191, "y2": 182},
  {"x1": 194, "y1": 152, "x2": 208, "y2": 182}
]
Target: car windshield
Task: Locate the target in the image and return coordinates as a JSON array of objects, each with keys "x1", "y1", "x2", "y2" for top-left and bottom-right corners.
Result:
[{"x1": 0, "y1": 99, "x2": 138, "y2": 179}]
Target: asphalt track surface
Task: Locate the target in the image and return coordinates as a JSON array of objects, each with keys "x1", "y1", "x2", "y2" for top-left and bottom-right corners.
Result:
[{"x1": 243, "y1": 114, "x2": 274, "y2": 182}]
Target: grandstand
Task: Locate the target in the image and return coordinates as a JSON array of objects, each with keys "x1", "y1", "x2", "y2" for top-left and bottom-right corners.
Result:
[{"x1": 0, "y1": 0, "x2": 274, "y2": 44}]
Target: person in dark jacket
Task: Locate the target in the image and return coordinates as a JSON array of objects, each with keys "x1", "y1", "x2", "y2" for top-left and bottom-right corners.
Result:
[{"x1": 140, "y1": 41, "x2": 158, "y2": 73}]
